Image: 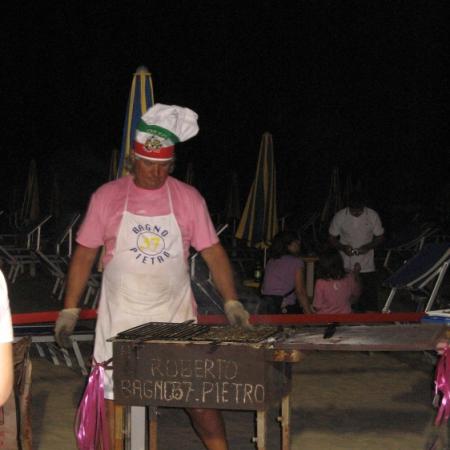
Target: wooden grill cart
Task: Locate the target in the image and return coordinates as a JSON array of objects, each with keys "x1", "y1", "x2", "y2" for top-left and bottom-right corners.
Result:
[{"x1": 110, "y1": 321, "x2": 445, "y2": 450}]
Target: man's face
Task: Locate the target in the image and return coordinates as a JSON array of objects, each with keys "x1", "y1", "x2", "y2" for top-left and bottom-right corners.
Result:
[
  {"x1": 349, "y1": 207, "x2": 364, "y2": 217},
  {"x1": 133, "y1": 154, "x2": 173, "y2": 190}
]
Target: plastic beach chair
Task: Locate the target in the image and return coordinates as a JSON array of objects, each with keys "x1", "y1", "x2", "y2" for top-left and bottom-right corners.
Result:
[
  {"x1": 382, "y1": 224, "x2": 439, "y2": 273},
  {"x1": 189, "y1": 224, "x2": 230, "y2": 313},
  {"x1": 0, "y1": 215, "x2": 52, "y2": 283},
  {"x1": 13, "y1": 323, "x2": 94, "y2": 376},
  {"x1": 35, "y1": 212, "x2": 81, "y2": 300},
  {"x1": 382, "y1": 242, "x2": 450, "y2": 313}
]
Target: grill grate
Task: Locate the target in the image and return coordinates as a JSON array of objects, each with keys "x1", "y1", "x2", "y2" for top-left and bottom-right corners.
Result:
[
  {"x1": 114, "y1": 321, "x2": 209, "y2": 341},
  {"x1": 191, "y1": 325, "x2": 278, "y2": 343},
  {"x1": 114, "y1": 321, "x2": 279, "y2": 343}
]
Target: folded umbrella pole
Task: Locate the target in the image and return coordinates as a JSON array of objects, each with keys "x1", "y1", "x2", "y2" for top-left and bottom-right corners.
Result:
[
  {"x1": 235, "y1": 132, "x2": 279, "y2": 266},
  {"x1": 117, "y1": 66, "x2": 155, "y2": 177}
]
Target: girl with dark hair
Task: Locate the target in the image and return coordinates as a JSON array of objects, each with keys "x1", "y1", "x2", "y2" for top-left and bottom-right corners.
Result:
[
  {"x1": 312, "y1": 249, "x2": 361, "y2": 314},
  {"x1": 260, "y1": 231, "x2": 312, "y2": 314}
]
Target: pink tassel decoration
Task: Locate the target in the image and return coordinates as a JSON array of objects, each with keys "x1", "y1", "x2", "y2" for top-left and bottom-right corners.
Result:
[
  {"x1": 435, "y1": 346, "x2": 450, "y2": 425},
  {"x1": 75, "y1": 359, "x2": 113, "y2": 450}
]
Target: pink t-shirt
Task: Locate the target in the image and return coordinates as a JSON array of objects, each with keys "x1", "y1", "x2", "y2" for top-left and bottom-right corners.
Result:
[
  {"x1": 261, "y1": 255, "x2": 304, "y2": 306},
  {"x1": 76, "y1": 176, "x2": 219, "y2": 267},
  {"x1": 312, "y1": 274, "x2": 361, "y2": 314}
]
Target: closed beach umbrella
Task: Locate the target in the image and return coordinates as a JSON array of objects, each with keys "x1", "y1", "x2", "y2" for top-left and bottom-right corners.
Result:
[
  {"x1": 108, "y1": 148, "x2": 119, "y2": 181},
  {"x1": 20, "y1": 159, "x2": 40, "y2": 224},
  {"x1": 235, "y1": 132, "x2": 278, "y2": 253},
  {"x1": 225, "y1": 171, "x2": 241, "y2": 234},
  {"x1": 117, "y1": 66, "x2": 155, "y2": 177},
  {"x1": 49, "y1": 172, "x2": 61, "y2": 219},
  {"x1": 320, "y1": 166, "x2": 343, "y2": 227},
  {"x1": 184, "y1": 162, "x2": 195, "y2": 185}
]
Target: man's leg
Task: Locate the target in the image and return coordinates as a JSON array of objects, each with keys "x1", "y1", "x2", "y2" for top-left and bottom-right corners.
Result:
[
  {"x1": 105, "y1": 403, "x2": 227, "y2": 450},
  {"x1": 104, "y1": 399, "x2": 116, "y2": 450},
  {"x1": 186, "y1": 408, "x2": 228, "y2": 450},
  {"x1": 358, "y1": 271, "x2": 380, "y2": 312}
]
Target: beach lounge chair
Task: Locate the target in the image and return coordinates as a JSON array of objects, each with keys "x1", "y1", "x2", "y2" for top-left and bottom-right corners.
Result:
[
  {"x1": 382, "y1": 242, "x2": 450, "y2": 313},
  {"x1": 0, "y1": 215, "x2": 52, "y2": 283},
  {"x1": 34, "y1": 213, "x2": 103, "y2": 307},
  {"x1": 35, "y1": 212, "x2": 81, "y2": 300},
  {"x1": 382, "y1": 223, "x2": 439, "y2": 273},
  {"x1": 14, "y1": 323, "x2": 94, "y2": 376},
  {"x1": 189, "y1": 224, "x2": 230, "y2": 313},
  {"x1": 299, "y1": 210, "x2": 320, "y2": 253}
]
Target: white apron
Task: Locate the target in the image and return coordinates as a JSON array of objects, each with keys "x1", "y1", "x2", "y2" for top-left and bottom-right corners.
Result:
[{"x1": 93, "y1": 179, "x2": 195, "y2": 399}]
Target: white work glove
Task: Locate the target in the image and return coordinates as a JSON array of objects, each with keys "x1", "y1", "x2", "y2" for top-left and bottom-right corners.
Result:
[
  {"x1": 54, "y1": 308, "x2": 81, "y2": 348},
  {"x1": 224, "y1": 300, "x2": 252, "y2": 329}
]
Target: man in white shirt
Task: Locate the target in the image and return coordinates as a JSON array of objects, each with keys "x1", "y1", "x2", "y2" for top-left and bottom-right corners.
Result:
[{"x1": 328, "y1": 192, "x2": 384, "y2": 311}]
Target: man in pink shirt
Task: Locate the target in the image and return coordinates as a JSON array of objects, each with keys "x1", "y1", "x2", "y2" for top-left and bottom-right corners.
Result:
[{"x1": 54, "y1": 104, "x2": 250, "y2": 450}]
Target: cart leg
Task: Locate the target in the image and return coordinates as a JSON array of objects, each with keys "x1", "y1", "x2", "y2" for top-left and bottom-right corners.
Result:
[
  {"x1": 149, "y1": 407, "x2": 158, "y2": 450},
  {"x1": 252, "y1": 410, "x2": 267, "y2": 450},
  {"x1": 277, "y1": 361, "x2": 293, "y2": 450},
  {"x1": 130, "y1": 406, "x2": 146, "y2": 450},
  {"x1": 114, "y1": 404, "x2": 125, "y2": 450},
  {"x1": 280, "y1": 394, "x2": 291, "y2": 450}
]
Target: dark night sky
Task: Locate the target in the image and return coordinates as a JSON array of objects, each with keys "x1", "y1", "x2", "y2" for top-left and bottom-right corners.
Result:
[{"x1": 2, "y1": 1, "x2": 449, "y2": 231}]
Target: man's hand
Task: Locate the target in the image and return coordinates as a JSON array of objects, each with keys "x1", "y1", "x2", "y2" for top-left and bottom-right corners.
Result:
[
  {"x1": 341, "y1": 245, "x2": 353, "y2": 256},
  {"x1": 54, "y1": 308, "x2": 81, "y2": 348},
  {"x1": 224, "y1": 300, "x2": 252, "y2": 329},
  {"x1": 355, "y1": 245, "x2": 370, "y2": 255}
]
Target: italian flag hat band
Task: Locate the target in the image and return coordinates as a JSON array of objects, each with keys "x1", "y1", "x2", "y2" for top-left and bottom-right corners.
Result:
[
  {"x1": 136, "y1": 122, "x2": 180, "y2": 144},
  {"x1": 134, "y1": 122, "x2": 179, "y2": 160},
  {"x1": 134, "y1": 141, "x2": 175, "y2": 160}
]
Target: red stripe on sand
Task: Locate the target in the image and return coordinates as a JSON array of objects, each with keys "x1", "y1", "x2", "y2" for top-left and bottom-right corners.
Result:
[
  {"x1": 12, "y1": 309, "x2": 98, "y2": 324},
  {"x1": 198, "y1": 312, "x2": 426, "y2": 325}
]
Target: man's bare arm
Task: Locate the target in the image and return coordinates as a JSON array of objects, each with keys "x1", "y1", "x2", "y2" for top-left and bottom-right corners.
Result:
[
  {"x1": 295, "y1": 268, "x2": 312, "y2": 314},
  {"x1": 63, "y1": 244, "x2": 100, "y2": 308},
  {"x1": 328, "y1": 234, "x2": 353, "y2": 256},
  {"x1": 358, "y1": 234, "x2": 385, "y2": 254}
]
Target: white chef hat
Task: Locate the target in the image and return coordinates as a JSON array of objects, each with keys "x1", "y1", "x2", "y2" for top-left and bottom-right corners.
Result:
[{"x1": 134, "y1": 103, "x2": 199, "y2": 161}]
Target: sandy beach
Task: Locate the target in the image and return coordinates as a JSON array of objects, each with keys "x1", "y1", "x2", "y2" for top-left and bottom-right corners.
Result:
[
  {"x1": 7, "y1": 270, "x2": 445, "y2": 450},
  {"x1": 26, "y1": 342, "x2": 443, "y2": 450}
]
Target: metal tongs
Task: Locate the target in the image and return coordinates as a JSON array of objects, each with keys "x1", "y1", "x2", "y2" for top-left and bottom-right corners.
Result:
[{"x1": 323, "y1": 322, "x2": 339, "y2": 339}]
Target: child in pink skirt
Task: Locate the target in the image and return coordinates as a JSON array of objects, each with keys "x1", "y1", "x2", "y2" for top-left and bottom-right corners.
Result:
[{"x1": 312, "y1": 249, "x2": 361, "y2": 314}]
